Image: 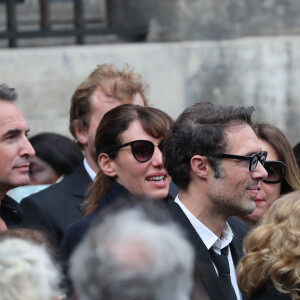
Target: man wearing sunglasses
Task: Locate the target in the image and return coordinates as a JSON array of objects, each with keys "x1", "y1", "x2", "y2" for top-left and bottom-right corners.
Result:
[
  {"x1": 20, "y1": 64, "x2": 148, "y2": 247},
  {"x1": 162, "y1": 102, "x2": 268, "y2": 300}
]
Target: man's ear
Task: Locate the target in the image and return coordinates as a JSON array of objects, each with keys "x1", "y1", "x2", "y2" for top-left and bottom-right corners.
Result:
[
  {"x1": 190, "y1": 155, "x2": 209, "y2": 179},
  {"x1": 73, "y1": 119, "x2": 88, "y2": 145},
  {"x1": 98, "y1": 153, "x2": 117, "y2": 177}
]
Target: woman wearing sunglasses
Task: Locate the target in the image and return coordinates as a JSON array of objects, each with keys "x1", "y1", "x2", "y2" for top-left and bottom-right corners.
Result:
[
  {"x1": 61, "y1": 104, "x2": 174, "y2": 260},
  {"x1": 238, "y1": 123, "x2": 300, "y2": 227}
]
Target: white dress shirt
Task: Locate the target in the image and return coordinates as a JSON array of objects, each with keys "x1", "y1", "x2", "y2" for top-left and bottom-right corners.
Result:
[
  {"x1": 175, "y1": 195, "x2": 242, "y2": 300},
  {"x1": 83, "y1": 158, "x2": 97, "y2": 181}
]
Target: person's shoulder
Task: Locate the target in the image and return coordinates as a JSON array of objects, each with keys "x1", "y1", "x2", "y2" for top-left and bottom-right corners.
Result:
[
  {"x1": 61, "y1": 212, "x2": 96, "y2": 261},
  {"x1": 66, "y1": 213, "x2": 95, "y2": 234},
  {"x1": 22, "y1": 163, "x2": 89, "y2": 204},
  {"x1": 252, "y1": 280, "x2": 292, "y2": 300},
  {"x1": 2, "y1": 194, "x2": 19, "y2": 208},
  {"x1": 1, "y1": 195, "x2": 23, "y2": 226},
  {"x1": 21, "y1": 175, "x2": 74, "y2": 203}
]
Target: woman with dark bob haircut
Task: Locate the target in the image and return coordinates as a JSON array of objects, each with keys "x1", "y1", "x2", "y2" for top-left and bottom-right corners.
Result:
[
  {"x1": 238, "y1": 123, "x2": 300, "y2": 227},
  {"x1": 61, "y1": 104, "x2": 174, "y2": 259}
]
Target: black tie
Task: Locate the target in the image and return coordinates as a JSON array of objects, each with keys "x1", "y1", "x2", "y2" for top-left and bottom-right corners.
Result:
[{"x1": 209, "y1": 246, "x2": 238, "y2": 300}]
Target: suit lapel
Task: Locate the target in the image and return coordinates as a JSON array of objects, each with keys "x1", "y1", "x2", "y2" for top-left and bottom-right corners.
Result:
[
  {"x1": 73, "y1": 163, "x2": 93, "y2": 213},
  {"x1": 229, "y1": 236, "x2": 243, "y2": 266},
  {"x1": 228, "y1": 217, "x2": 247, "y2": 266},
  {"x1": 168, "y1": 199, "x2": 227, "y2": 300}
]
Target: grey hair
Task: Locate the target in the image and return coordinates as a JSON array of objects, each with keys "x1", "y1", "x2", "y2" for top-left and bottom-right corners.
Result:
[
  {"x1": 0, "y1": 84, "x2": 18, "y2": 102},
  {"x1": 70, "y1": 207, "x2": 194, "y2": 300},
  {"x1": 0, "y1": 238, "x2": 62, "y2": 300}
]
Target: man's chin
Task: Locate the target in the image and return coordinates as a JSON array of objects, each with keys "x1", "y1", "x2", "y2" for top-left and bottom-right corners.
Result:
[
  {"x1": 238, "y1": 202, "x2": 257, "y2": 218},
  {"x1": 12, "y1": 178, "x2": 31, "y2": 189}
]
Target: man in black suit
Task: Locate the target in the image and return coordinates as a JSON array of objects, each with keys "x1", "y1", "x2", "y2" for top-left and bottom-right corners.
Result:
[
  {"x1": 162, "y1": 102, "x2": 268, "y2": 300},
  {"x1": 0, "y1": 84, "x2": 35, "y2": 229},
  {"x1": 20, "y1": 64, "x2": 147, "y2": 246}
]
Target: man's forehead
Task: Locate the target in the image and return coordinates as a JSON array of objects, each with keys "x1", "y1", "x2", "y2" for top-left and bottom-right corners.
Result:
[
  {"x1": 0, "y1": 99, "x2": 18, "y2": 112},
  {"x1": 225, "y1": 124, "x2": 262, "y2": 153},
  {"x1": 0, "y1": 102, "x2": 29, "y2": 133}
]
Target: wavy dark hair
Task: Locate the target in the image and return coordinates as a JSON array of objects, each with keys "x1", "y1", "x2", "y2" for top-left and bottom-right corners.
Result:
[
  {"x1": 0, "y1": 84, "x2": 17, "y2": 102},
  {"x1": 162, "y1": 102, "x2": 255, "y2": 190}
]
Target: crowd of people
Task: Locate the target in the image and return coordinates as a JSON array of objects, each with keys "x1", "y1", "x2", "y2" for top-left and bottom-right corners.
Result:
[{"x1": 0, "y1": 63, "x2": 300, "y2": 300}]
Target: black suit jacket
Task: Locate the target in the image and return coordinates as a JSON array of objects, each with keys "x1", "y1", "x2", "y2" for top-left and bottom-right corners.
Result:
[
  {"x1": 20, "y1": 162, "x2": 92, "y2": 247},
  {"x1": 168, "y1": 199, "x2": 249, "y2": 300},
  {"x1": 1, "y1": 195, "x2": 23, "y2": 228},
  {"x1": 250, "y1": 280, "x2": 292, "y2": 300}
]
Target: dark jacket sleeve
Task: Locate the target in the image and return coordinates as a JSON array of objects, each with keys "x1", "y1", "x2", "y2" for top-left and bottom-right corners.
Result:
[
  {"x1": 60, "y1": 213, "x2": 95, "y2": 261},
  {"x1": 0, "y1": 195, "x2": 23, "y2": 228},
  {"x1": 250, "y1": 280, "x2": 292, "y2": 300},
  {"x1": 20, "y1": 195, "x2": 59, "y2": 245}
]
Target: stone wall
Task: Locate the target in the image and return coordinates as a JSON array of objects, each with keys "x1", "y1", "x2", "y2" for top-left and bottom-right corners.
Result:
[
  {"x1": 108, "y1": 0, "x2": 300, "y2": 41},
  {"x1": 1, "y1": 36, "x2": 299, "y2": 146}
]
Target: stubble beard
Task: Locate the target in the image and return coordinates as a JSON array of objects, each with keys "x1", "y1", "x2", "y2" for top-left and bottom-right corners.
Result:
[
  {"x1": 208, "y1": 181, "x2": 257, "y2": 218},
  {"x1": 208, "y1": 166, "x2": 257, "y2": 217}
]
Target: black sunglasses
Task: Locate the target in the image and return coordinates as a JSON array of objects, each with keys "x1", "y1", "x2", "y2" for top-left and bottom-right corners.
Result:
[
  {"x1": 203, "y1": 151, "x2": 268, "y2": 172},
  {"x1": 107, "y1": 139, "x2": 163, "y2": 163},
  {"x1": 263, "y1": 161, "x2": 286, "y2": 184}
]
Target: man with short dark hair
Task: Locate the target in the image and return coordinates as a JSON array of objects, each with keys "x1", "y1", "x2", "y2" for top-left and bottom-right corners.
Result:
[
  {"x1": 0, "y1": 84, "x2": 35, "y2": 229},
  {"x1": 162, "y1": 102, "x2": 268, "y2": 300},
  {"x1": 20, "y1": 64, "x2": 147, "y2": 246}
]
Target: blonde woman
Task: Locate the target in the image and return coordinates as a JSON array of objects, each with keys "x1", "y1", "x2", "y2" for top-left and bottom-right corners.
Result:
[{"x1": 236, "y1": 191, "x2": 300, "y2": 300}]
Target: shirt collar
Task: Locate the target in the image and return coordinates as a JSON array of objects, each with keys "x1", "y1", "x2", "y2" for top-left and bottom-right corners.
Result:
[
  {"x1": 83, "y1": 158, "x2": 97, "y2": 181},
  {"x1": 175, "y1": 195, "x2": 234, "y2": 252}
]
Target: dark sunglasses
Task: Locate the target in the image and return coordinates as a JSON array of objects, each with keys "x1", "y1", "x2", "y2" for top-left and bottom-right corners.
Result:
[
  {"x1": 203, "y1": 151, "x2": 268, "y2": 172},
  {"x1": 107, "y1": 139, "x2": 163, "y2": 163},
  {"x1": 263, "y1": 161, "x2": 286, "y2": 184}
]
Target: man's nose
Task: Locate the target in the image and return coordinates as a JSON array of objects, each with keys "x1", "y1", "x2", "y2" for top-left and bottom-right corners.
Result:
[
  {"x1": 252, "y1": 161, "x2": 268, "y2": 180},
  {"x1": 20, "y1": 137, "x2": 35, "y2": 158}
]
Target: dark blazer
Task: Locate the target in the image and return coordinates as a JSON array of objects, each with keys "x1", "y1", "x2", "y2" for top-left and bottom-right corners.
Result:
[
  {"x1": 250, "y1": 281, "x2": 292, "y2": 300},
  {"x1": 1, "y1": 195, "x2": 23, "y2": 228},
  {"x1": 60, "y1": 180, "x2": 131, "y2": 260},
  {"x1": 20, "y1": 162, "x2": 92, "y2": 247},
  {"x1": 168, "y1": 198, "x2": 249, "y2": 300}
]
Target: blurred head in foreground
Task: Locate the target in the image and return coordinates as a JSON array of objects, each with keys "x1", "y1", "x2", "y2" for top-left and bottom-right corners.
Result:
[
  {"x1": 70, "y1": 196, "x2": 194, "y2": 300},
  {"x1": 0, "y1": 237, "x2": 62, "y2": 300}
]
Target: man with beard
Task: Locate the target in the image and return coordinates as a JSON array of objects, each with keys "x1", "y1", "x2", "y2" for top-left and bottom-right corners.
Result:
[
  {"x1": 162, "y1": 102, "x2": 268, "y2": 300},
  {"x1": 0, "y1": 84, "x2": 35, "y2": 230},
  {"x1": 20, "y1": 64, "x2": 147, "y2": 247}
]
